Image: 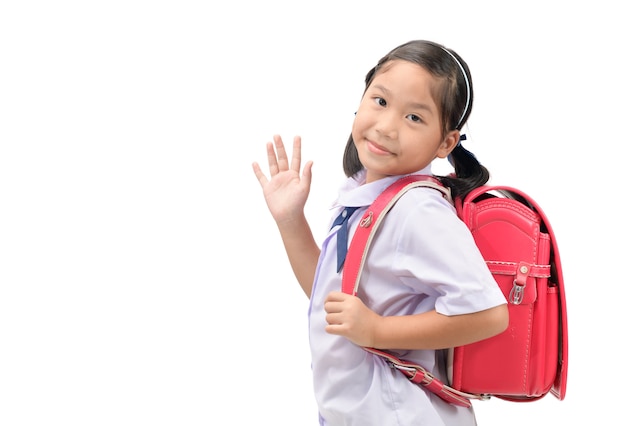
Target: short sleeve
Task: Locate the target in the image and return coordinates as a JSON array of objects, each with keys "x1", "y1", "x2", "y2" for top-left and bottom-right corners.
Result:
[{"x1": 387, "y1": 188, "x2": 507, "y2": 315}]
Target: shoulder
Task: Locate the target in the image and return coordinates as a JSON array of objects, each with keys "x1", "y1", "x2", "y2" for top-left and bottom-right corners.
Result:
[
  {"x1": 391, "y1": 185, "x2": 457, "y2": 222},
  {"x1": 378, "y1": 184, "x2": 468, "y2": 247}
]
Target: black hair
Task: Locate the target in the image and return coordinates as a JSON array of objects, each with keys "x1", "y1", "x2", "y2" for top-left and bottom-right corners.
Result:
[{"x1": 342, "y1": 40, "x2": 489, "y2": 200}]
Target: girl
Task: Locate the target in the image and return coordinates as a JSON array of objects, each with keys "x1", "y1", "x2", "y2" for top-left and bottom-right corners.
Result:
[{"x1": 252, "y1": 40, "x2": 509, "y2": 426}]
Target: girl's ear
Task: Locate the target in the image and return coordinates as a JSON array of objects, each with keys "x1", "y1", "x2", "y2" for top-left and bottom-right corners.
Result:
[{"x1": 436, "y1": 130, "x2": 460, "y2": 158}]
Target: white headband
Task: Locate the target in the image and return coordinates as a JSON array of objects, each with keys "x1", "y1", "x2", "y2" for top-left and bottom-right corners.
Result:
[{"x1": 439, "y1": 46, "x2": 471, "y2": 130}]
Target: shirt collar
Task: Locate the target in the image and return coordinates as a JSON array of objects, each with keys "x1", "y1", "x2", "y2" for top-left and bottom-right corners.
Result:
[{"x1": 330, "y1": 165, "x2": 433, "y2": 209}]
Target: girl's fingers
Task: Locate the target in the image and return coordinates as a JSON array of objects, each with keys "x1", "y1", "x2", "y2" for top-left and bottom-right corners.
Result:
[
  {"x1": 273, "y1": 134, "x2": 290, "y2": 172},
  {"x1": 261, "y1": 134, "x2": 305, "y2": 177},
  {"x1": 266, "y1": 141, "x2": 279, "y2": 176},
  {"x1": 251, "y1": 162, "x2": 268, "y2": 186},
  {"x1": 290, "y1": 135, "x2": 302, "y2": 173}
]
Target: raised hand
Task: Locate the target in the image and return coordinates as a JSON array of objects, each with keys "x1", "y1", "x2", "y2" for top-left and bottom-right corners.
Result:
[{"x1": 252, "y1": 135, "x2": 313, "y2": 225}]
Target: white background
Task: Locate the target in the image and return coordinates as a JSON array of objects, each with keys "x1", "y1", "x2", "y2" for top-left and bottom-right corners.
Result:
[{"x1": 1, "y1": 1, "x2": 623, "y2": 424}]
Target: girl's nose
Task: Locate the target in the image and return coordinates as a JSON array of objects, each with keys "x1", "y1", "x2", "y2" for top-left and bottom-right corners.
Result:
[{"x1": 375, "y1": 111, "x2": 399, "y2": 139}]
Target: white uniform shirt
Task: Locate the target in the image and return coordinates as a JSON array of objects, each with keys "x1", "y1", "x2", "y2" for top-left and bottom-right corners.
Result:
[{"x1": 308, "y1": 167, "x2": 507, "y2": 426}]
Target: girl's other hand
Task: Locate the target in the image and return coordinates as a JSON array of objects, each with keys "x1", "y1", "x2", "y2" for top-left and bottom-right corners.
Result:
[
  {"x1": 324, "y1": 291, "x2": 381, "y2": 348},
  {"x1": 252, "y1": 135, "x2": 313, "y2": 225}
]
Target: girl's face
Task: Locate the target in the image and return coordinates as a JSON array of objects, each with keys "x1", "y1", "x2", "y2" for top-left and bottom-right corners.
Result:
[{"x1": 352, "y1": 60, "x2": 459, "y2": 183}]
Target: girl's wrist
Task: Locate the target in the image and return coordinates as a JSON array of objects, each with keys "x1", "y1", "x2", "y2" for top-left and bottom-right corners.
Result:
[{"x1": 276, "y1": 212, "x2": 308, "y2": 231}]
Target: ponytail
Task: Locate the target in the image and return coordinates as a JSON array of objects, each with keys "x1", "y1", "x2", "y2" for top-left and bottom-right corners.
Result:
[{"x1": 438, "y1": 141, "x2": 489, "y2": 201}]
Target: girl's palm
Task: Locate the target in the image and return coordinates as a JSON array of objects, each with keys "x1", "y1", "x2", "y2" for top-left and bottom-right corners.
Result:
[{"x1": 252, "y1": 135, "x2": 313, "y2": 223}]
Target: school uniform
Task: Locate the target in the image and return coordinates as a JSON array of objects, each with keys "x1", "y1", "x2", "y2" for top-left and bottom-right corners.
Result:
[{"x1": 308, "y1": 166, "x2": 507, "y2": 426}]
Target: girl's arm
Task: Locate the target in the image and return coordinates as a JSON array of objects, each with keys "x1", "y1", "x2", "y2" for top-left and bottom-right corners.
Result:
[
  {"x1": 372, "y1": 303, "x2": 509, "y2": 350},
  {"x1": 324, "y1": 291, "x2": 509, "y2": 349},
  {"x1": 275, "y1": 213, "x2": 320, "y2": 298},
  {"x1": 252, "y1": 135, "x2": 319, "y2": 298}
]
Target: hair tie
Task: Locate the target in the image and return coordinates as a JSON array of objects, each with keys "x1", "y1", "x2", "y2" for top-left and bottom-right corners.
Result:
[{"x1": 446, "y1": 134, "x2": 467, "y2": 166}]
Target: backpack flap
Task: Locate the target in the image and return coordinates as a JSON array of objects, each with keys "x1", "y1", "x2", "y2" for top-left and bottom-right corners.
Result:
[{"x1": 453, "y1": 186, "x2": 568, "y2": 401}]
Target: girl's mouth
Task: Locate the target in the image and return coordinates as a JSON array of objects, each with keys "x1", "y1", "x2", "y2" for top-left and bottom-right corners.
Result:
[{"x1": 367, "y1": 139, "x2": 393, "y2": 155}]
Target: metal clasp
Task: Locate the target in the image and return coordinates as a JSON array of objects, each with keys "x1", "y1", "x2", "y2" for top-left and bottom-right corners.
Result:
[
  {"x1": 359, "y1": 211, "x2": 373, "y2": 228},
  {"x1": 509, "y1": 263, "x2": 530, "y2": 305},
  {"x1": 509, "y1": 281, "x2": 525, "y2": 305}
]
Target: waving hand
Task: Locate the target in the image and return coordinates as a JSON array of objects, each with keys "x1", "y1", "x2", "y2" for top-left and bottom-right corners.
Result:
[
  {"x1": 252, "y1": 135, "x2": 313, "y2": 224},
  {"x1": 252, "y1": 135, "x2": 318, "y2": 297}
]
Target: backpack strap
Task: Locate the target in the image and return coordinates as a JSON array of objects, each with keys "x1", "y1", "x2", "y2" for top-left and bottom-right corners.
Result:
[
  {"x1": 341, "y1": 175, "x2": 484, "y2": 407},
  {"x1": 342, "y1": 175, "x2": 452, "y2": 295}
]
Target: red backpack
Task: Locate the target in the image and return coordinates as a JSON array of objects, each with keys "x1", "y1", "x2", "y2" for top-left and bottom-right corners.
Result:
[{"x1": 342, "y1": 174, "x2": 568, "y2": 407}]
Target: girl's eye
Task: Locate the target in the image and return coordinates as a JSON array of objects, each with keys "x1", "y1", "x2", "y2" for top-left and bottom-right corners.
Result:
[
  {"x1": 374, "y1": 97, "x2": 387, "y2": 107},
  {"x1": 407, "y1": 114, "x2": 421, "y2": 123}
]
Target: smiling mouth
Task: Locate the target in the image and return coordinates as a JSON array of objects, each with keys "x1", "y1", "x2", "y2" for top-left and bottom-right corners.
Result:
[{"x1": 366, "y1": 139, "x2": 393, "y2": 155}]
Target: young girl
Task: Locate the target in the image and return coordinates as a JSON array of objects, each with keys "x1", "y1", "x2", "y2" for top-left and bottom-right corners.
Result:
[{"x1": 252, "y1": 40, "x2": 509, "y2": 426}]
